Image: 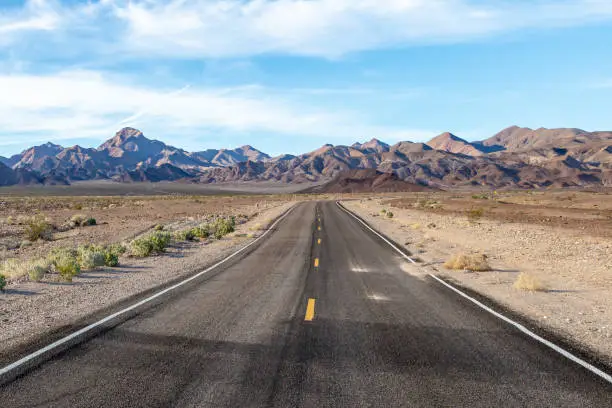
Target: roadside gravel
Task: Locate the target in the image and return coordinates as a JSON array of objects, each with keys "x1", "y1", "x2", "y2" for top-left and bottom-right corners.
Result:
[
  {"x1": 343, "y1": 199, "x2": 612, "y2": 365},
  {"x1": 0, "y1": 201, "x2": 295, "y2": 354}
]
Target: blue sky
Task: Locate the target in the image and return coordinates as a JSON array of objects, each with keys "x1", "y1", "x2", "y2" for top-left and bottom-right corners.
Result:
[{"x1": 0, "y1": 1, "x2": 611, "y2": 157}]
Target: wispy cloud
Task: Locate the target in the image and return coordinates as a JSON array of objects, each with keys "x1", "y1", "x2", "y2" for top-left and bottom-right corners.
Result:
[
  {"x1": 3, "y1": 1, "x2": 612, "y2": 59},
  {"x1": 104, "y1": 0, "x2": 612, "y2": 58},
  {"x1": 0, "y1": 69, "x2": 436, "y2": 150},
  {"x1": 589, "y1": 79, "x2": 612, "y2": 89}
]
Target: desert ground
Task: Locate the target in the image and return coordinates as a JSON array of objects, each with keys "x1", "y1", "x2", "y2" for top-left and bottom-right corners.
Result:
[
  {"x1": 0, "y1": 188, "x2": 310, "y2": 357},
  {"x1": 1, "y1": 186, "x2": 611, "y2": 370},
  {"x1": 0, "y1": 179, "x2": 316, "y2": 196},
  {"x1": 343, "y1": 189, "x2": 612, "y2": 365}
]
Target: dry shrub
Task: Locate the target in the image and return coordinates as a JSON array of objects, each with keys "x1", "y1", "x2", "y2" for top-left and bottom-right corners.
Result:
[
  {"x1": 513, "y1": 272, "x2": 546, "y2": 292},
  {"x1": 444, "y1": 253, "x2": 491, "y2": 271},
  {"x1": 69, "y1": 214, "x2": 96, "y2": 228},
  {"x1": 0, "y1": 258, "x2": 51, "y2": 281},
  {"x1": 24, "y1": 215, "x2": 53, "y2": 241},
  {"x1": 467, "y1": 208, "x2": 484, "y2": 222}
]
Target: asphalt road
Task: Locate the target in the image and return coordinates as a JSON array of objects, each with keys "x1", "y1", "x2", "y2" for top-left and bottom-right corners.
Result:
[{"x1": 1, "y1": 201, "x2": 610, "y2": 407}]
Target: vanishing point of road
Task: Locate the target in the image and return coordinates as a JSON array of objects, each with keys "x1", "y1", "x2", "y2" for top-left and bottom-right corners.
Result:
[{"x1": 1, "y1": 202, "x2": 610, "y2": 407}]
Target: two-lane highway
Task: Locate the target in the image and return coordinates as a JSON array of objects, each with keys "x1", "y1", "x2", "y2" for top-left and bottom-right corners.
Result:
[{"x1": 1, "y1": 201, "x2": 610, "y2": 407}]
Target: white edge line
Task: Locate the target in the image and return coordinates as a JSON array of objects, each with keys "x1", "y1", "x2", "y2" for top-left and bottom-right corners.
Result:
[
  {"x1": 0, "y1": 205, "x2": 296, "y2": 377},
  {"x1": 336, "y1": 201, "x2": 612, "y2": 385}
]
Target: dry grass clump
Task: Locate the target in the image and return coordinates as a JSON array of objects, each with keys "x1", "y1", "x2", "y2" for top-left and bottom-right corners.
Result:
[
  {"x1": 249, "y1": 218, "x2": 271, "y2": 232},
  {"x1": 24, "y1": 215, "x2": 53, "y2": 241},
  {"x1": 467, "y1": 208, "x2": 484, "y2": 222},
  {"x1": 513, "y1": 272, "x2": 546, "y2": 292},
  {"x1": 414, "y1": 199, "x2": 442, "y2": 209},
  {"x1": 444, "y1": 252, "x2": 491, "y2": 271},
  {"x1": 69, "y1": 214, "x2": 96, "y2": 228},
  {"x1": 0, "y1": 258, "x2": 52, "y2": 281}
]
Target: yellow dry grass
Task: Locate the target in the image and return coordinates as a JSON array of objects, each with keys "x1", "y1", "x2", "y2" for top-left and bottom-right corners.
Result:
[
  {"x1": 0, "y1": 258, "x2": 51, "y2": 281},
  {"x1": 513, "y1": 272, "x2": 546, "y2": 292},
  {"x1": 444, "y1": 252, "x2": 491, "y2": 272}
]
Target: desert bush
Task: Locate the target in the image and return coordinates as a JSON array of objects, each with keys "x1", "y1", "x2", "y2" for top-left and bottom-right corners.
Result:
[
  {"x1": 0, "y1": 274, "x2": 5, "y2": 291},
  {"x1": 444, "y1": 253, "x2": 491, "y2": 271},
  {"x1": 107, "y1": 243, "x2": 127, "y2": 257},
  {"x1": 130, "y1": 237, "x2": 155, "y2": 257},
  {"x1": 213, "y1": 218, "x2": 235, "y2": 240},
  {"x1": 174, "y1": 229, "x2": 196, "y2": 241},
  {"x1": 150, "y1": 231, "x2": 172, "y2": 252},
  {"x1": 467, "y1": 208, "x2": 484, "y2": 222},
  {"x1": 130, "y1": 231, "x2": 172, "y2": 257},
  {"x1": 472, "y1": 193, "x2": 489, "y2": 200},
  {"x1": 154, "y1": 224, "x2": 165, "y2": 231},
  {"x1": 191, "y1": 224, "x2": 211, "y2": 239},
  {"x1": 28, "y1": 259, "x2": 51, "y2": 282},
  {"x1": 104, "y1": 252, "x2": 119, "y2": 267},
  {"x1": 77, "y1": 246, "x2": 106, "y2": 270},
  {"x1": 415, "y1": 199, "x2": 441, "y2": 209},
  {"x1": 381, "y1": 209, "x2": 387, "y2": 214},
  {"x1": 48, "y1": 247, "x2": 77, "y2": 262},
  {"x1": 513, "y1": 272, "x2": 546, "y2": 292},
  {"x1": 386, "y1": 211, "x2": 394, "y2": 218},
  {"x1": 48, "y1": 249, "x2": 81, "y2": 281},
  {"x1": 55, "y1": 256, "x2": 81, "y2": 281},
  {"x1": 24, "y1": 215, "x2": 53, "y2": 241},
  {"x1": 69, "y1": 214, "x2": 86, "y2": 227},
  {"x1": 69, "y1": 214, "x2": 96, "y2": 228}
]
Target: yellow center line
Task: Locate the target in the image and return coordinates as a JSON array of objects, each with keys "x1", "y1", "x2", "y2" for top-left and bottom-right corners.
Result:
[
  {"x1": 318, "y1": 226, "x2": 321, "y2": 231},
  {"x1": 314, "y1": 258, "x2": 320, "y2": 267},
  {"x1": 304, "y1": 298, "x2": 316, "y2": 321},
  {"x1": 317, "y1": 238, "x2": 321, "y2": 245}
]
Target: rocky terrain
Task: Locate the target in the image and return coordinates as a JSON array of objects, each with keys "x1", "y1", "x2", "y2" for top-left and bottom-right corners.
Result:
[{"x1": 1, "y1": 125, "x2": 611, "y2": 188}]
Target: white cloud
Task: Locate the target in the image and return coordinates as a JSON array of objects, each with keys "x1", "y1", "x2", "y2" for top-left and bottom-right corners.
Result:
[
  {"x1": 111, "y1": 0, "x2": 612, "y2": 58},
  {"x1": 0, "y1": 69, "x2": 435, "y2": 148},
  {"x1": 3, "y1": 1, "x2": 612, "y2": 58},
  {"x1": 0, "y1": 0, "x2": 60, "y2": 36}
]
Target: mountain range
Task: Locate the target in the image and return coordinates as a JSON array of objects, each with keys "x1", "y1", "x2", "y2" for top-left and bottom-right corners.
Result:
[{"x1": 1, "y1": 125, "x2": 611, "y2": 189}]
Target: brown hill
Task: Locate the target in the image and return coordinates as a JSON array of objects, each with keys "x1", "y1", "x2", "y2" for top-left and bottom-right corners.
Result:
[
  {"x1": 426, "y1": 132, "x2": 486, "y2": 156},
  {"x1": 480, "y1": 126, "x2": 612, "y2": 152},
  {"x1": 311, "y1": 169, "x2": 432, "y2": 193}
]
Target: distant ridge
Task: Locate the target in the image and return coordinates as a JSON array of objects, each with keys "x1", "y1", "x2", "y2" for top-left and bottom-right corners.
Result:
[{"x1": 0, "y1": 125, "x2": 611, "y2": 188}]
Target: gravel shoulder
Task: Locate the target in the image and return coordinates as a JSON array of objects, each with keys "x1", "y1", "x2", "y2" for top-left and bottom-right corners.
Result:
[
  {"x1": 343, "y1": 199, "x2": 612, "y2": 365},
  {"x1": 0, "y1": 201, "x2": 295, "y2": 355}
]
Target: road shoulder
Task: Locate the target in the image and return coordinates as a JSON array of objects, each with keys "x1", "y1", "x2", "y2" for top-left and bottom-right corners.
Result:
[{"x1": 341, "y1": 198, "x2": 612, "y2": 369}]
